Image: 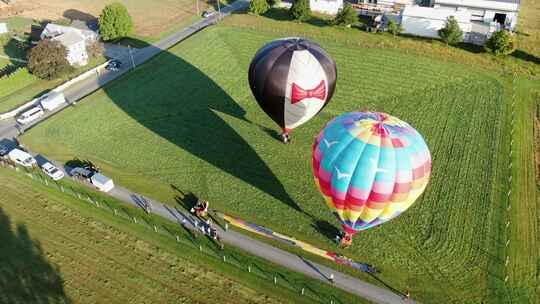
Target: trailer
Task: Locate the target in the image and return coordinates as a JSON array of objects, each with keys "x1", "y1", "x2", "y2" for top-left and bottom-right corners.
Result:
[
  {"x1": 91, "y1": 173, "x2": 115, "y2": 192},
  {"x1": 40, "y1": 91, "x2": 66, "y2": 111}
]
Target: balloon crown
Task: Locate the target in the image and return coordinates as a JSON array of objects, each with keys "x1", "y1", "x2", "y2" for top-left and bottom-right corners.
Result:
[{"x1": 284, "y1": 38, "x2": 309, "y2": 51}]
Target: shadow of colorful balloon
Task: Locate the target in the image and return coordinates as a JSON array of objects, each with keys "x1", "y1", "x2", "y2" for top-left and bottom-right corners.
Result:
[{"x1": 102, "y1": 38, "x2": 301, "y2": 211}]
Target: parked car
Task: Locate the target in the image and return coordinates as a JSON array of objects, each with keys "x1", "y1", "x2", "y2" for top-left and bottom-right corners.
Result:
[
  {"x1": 41, "y1": 162, "x2": 64, "y2": 181},
  {"x1": 0, "y1": 144, "x2": 9, "y2": 158},
  {"x1": 7, "y1": 149, "x2": 36, "y2": 167},
  {"x1": 70, "y1": 167, "x2": 94, "y2": 179},
  {"x1": 202, "y1": 10, "x2": 217, "y2": 18},
  {"x1": 16, "y1": 106, "x2": 44, "y2": 125},
  {"x1": 106, "y1": 60, "x2": 121, "y2": 71}
]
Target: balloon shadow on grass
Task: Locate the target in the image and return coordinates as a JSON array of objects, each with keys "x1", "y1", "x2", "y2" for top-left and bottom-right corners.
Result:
[
  {"x1": 102, "y1": 38, "x2": 301, "y2": 212},
  {"x1": 0, "y1": 207, "x2": 71, "y2": 303}
]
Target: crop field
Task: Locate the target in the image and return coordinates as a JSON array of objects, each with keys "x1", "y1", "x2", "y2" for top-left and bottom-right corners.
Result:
[
  {"x1": 0, "y1": 167, "x2": 362, "y2": 304},
  {"x1": 0, "y1": 0, "x2": 208, "y2": 38},
  {"x1": 20, "y1": 19, "x2": 534, "y2": 303}
]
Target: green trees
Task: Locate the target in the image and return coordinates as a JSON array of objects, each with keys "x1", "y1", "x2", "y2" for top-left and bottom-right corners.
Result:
[
  {"x1": 27, "y1": 39, "x2": 72, "y2": 80},
  {"x1": 485, "y1": 30, "x2": 517, "y2": 56},
  {"x1": 250, "y1": 0, "x2": 270, "y2": 15},
  {"x1": 438, "y1": 16, "x2": 463, "y2": 45},
  {"x1": 289, "y1": 0, "x2": 311, "y2": 22},
  {"x1": 99, "y1": 2, "x2": 134, "y2": 41},
  {"x1": 332, "y1": 3, "x2": 357, "y2": 27},
  {"x1": 387, "y1": 19, "x2": 403, "y2": 37}
]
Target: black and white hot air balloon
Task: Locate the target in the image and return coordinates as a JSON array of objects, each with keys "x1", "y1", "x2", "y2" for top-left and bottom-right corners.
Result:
[{"x1": 248, "y1": 38, "x2": 337, "y2": 143}]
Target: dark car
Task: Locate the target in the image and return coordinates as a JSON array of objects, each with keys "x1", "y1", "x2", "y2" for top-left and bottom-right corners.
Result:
[
  {"x1": 0, "y1": 144, "x2": 9, "y2": 157},
  {"x1": 202, "y1": 10, "x2": 217, "y2": 18},
  {"x1": 70, "y1": 167, "x2": 94, "y2": 179},
  {"x1": 106, "y1": 60, "x2": 122, "y2": 71}
]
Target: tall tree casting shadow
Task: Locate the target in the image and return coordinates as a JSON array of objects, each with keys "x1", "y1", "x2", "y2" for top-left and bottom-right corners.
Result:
[
  {"x1": 0, "y1": 207, "x2": 71, "y2": 304},
  {"x1": 103, "y1": 38, "x2": 301, "y2": 211}
]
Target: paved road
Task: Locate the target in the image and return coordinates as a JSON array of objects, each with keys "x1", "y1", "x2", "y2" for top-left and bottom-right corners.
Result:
[{"x1": 0, "y1": 2, "x2": 417, "y2": 302}]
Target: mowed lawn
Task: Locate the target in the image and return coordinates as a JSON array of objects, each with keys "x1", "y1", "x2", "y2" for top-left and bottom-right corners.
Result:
[
  {"x1": 0, "y1": 172, "x2": 283, "y2": 304},
  {"x1": 21, "y1": 23, "x2": 518, "y2": 302}
]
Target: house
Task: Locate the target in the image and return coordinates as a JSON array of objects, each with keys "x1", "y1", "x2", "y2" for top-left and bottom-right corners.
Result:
[
  {"x1": 401, "y1": 6, "x2": 472, "y2": 38},
  {"x1": 52, "y1": 31, "x2": 88, "y2": 66},
  {"x1": 310, "y1": 0, "x2": 344, "y2": 15},
  {"x1": 40, "y1": 23, "x2": 99, "y2": 42},
  {"x1": 40, "y1": 22, "x2": 99, "y2": 66},
  {"x1": 433, "y1": 0, "x2": 519, "y2": 29}
]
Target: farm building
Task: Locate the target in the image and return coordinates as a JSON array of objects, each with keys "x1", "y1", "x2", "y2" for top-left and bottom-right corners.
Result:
[
  {"x1": 52, "y1": 31, "x2": 88, "y2": 66},
  {"x1": 310, "y1": 0, "x2": 344, "y2": 14},
  {"x1": 279, "y1": 0, "x2": 344, "y2": 15},
  {"x1": 401, "y1": 6, "x2": 472, "y2": 38},
  {"x1": 40, "y1": 22, "x2": 99, "y2": 66},
  {"x1": 40, "y1": 23, "x2": 99, "y2": 42},
  {"x1": 433, "y1": 0, "x2": 520, "y2": 30}
]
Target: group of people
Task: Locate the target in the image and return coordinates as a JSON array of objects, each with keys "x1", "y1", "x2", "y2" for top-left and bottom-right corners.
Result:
[
  {"x1": 191, "y1": 199, "x2": 209, "y2": 217},
  {"x1": 191, "y1": 199, "x2": 221, "y2": 244},
  {"x1": 335, "y1": 232, "x2": 353, "y2": 248}
]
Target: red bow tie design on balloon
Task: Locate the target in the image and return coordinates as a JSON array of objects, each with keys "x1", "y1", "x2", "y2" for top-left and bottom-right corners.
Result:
[{"x1": 291, "y1": 80, "x2": 326, "y2": 104}]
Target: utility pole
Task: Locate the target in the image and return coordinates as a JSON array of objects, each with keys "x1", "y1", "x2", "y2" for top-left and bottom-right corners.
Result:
[
  {"x1": 217, "y1": 0, "x2": 221, "y2": 18},
  {"x1": 196, "y1": 0, "x2": 199, "y2": 16}
]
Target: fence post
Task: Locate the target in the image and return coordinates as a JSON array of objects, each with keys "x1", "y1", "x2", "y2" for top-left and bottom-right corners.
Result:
[
  {"x1": 133, "y1": 217, "x2": 137, "y2": 223},
  {"x1": 60, "y1": 185, "x2": 64, "y2": 192},
  {"x1": 114, "y1": 209, "x2": 117, "y2": 216},
  {"x1": 301, "y1": 288, "x2": 304, "y2": 295},
  {"x1": 176, "y1": 235, "x2": 180, "y2": 242},
  {"x1": 199, "y1": 245, "x2": 202, "y2": 252},
  {"x1": 223, "y1": 255, "x2": 226, "y2": 262},
  {"x1": 154, "y1": 225, "x2": 158, "y2": 232},
  {"x1": 274, "y1": 277, "x2": 277, "y2": 285}
]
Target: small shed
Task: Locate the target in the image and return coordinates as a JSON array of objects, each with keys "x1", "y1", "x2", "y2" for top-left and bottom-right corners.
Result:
[
  {"x1": 91, "y1": 173, "x2": 115, "y2": 192},
  {"x1": 401, "y1": 6, "x2": 472, "y2": 39},
  {"x1": 0, "y1": 23, "x2": 8, "y2": 34}
]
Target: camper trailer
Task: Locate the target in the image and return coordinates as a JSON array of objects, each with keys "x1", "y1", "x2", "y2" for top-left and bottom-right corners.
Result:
[
  {"x1": 16, "y1": 106, "x2": 44, "y2": 125},
  {"x1": 40, "y1": 92, "x2": 66, "y2": 111},
  {"x1": 91, "y1": 173, "x2": 115, "y2": 192}
]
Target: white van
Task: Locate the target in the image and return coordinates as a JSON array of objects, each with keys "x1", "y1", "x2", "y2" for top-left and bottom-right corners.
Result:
[
  {"x1": 8, "y1": 149, "x2": 36, "y2": 167},
  {"x1": 16, "y1": 106, "x2": 44, "y2": 125},
  {"x1": 40, "y1": 92, "x2": 65, "y2": 111},
  {"x1": 91, "y1": 173, "x2": 115, "y2": 192}
]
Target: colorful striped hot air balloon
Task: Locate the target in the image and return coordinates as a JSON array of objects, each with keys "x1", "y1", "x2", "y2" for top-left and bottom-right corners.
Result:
[{"x1": 312, "y1": 112, "x2": 431, "y2": 246}]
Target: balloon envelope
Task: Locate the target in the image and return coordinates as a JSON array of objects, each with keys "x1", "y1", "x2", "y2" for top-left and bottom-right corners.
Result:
[
  {"x1": 248, "y1": 38, "x2": 337, "y2": 132},
  {"x1": 312, "y1": 112, "x2": 431, "y2": 234}
]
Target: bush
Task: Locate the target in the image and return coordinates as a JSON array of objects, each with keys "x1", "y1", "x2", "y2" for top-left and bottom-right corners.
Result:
[
  {"x1": 438, "y1": 16, "x2": 463, "y2": 45},
  {"x1": 267, "y1": 0, "x2": 281, "y2": 6},
  {"x1": 485, "y1": 30, "x2": 517, "y2": 56},
  {"x1": 250, "y1": 0, "x2": 270, "y2": 15},
  {"x1": 99, "y1": 2, "x2": 134, "y2": 41},
  {"x1": 86, "y1": 41, "x2": 105, "y2": 59},
  {"x1": 332, "y1": 3, "x2": 357, "y2": 27},
  {"x1": 387, "y1": 19, "x2": 403, "y2": 37},
  {"x1": 27, "y1": 39, "x2": 73, "y2": 80},
  {"x1": 289, "y1": 0, "x2": 310, "y2": 22}
]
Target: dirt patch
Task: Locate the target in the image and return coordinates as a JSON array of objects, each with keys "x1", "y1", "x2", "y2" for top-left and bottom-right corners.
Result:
[{"x1": 0, "y1": 0, "x2": 203, "y2": 37}]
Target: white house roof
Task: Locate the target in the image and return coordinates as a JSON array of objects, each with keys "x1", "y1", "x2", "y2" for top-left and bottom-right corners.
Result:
[
  {"x1": 53, "y1": 31, "x2": 85, "y2": 48},
  {"x1": 434, "y1": 0, "x2": 519, "y2": 12},
  {"x1": 41, "y1": 23, "x2": 97, "y2": 41},
  {"x1": 402, "y1": 6, "x2": 471, "y2": 23}
]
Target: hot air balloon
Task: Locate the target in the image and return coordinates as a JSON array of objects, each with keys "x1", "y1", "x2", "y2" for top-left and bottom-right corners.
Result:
[
  {"x1": 248, "y1": 38, "x2": 337, "y2": 143},
  {"x1": 312, "y1": 112, "x2": 431, "y2": 247}
]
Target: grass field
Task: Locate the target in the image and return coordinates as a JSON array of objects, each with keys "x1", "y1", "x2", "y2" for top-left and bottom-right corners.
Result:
[
  {"x1": 18, "y1": 13, "x2": 530, "y2": 302},
  {"x1": 0, "y1": 166, "x2": 362, "y2": 304}
]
